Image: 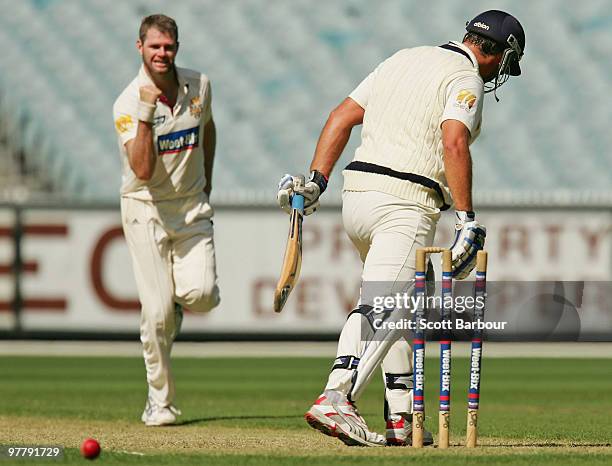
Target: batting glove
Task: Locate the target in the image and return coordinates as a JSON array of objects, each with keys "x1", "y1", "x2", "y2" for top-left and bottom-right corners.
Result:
[
  {"x1": 449, "y1": 211, "x2": 486, "y2": 280},
  {"x1": 277, "y1": 170, "x2": 327, "y2": 216}
]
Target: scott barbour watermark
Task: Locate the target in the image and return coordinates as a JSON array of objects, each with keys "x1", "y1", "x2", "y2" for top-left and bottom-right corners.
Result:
[{"x1": 372, "y1": 318, "x2": 508, "y2": 331}]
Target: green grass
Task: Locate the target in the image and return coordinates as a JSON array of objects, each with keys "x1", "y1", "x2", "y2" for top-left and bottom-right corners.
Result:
[{"x1": 0, "y1": 356, "x2": 610, "y2": 465}]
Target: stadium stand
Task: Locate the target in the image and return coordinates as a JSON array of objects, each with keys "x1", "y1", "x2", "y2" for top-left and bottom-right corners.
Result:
[{"x1": 0, "y1": 0, "x2": 610, "y2": 205}]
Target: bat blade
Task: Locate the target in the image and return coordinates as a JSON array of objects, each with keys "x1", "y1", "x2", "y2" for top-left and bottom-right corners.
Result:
[{"x1": 274, "y1": 192, "x2": 304, "y2": 313}]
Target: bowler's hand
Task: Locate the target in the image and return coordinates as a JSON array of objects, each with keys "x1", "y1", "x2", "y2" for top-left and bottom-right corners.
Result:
[
  {"x1": 137, "y1": 86, "x2": 162, "y2": 123},
  {"x1": 139, "y1": 85, "x2": 163, "y2": 105}
]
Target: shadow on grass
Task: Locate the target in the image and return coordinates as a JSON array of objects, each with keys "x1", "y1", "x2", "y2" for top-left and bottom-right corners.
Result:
[{"x1": 177, "y1": 415, "x2": 301, "y2": 426}]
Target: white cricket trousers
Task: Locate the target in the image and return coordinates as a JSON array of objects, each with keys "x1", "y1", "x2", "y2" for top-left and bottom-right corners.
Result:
[
  {"x1": 121, "y1": 192, "x2": 220, "y2": 408},
  {"x1": 324, "y1": 191, "x2": 439, "y2": 416}
]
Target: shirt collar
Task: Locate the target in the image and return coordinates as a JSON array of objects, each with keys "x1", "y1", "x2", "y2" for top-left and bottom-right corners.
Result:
[{"x1": 448, "y1": 41, "x2": 479, "y2": 71}]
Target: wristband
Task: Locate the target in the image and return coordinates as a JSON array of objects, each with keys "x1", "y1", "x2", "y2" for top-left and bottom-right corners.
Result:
[
  {"x1": 309, "y1": 170, "x2": 328, "y2": 194},
  {"x1": 137, "y1": 100, "x2": 156, "y2": 123},
  {"x1": 455, "y1": 210, "x2": 476, "y2": 223}
]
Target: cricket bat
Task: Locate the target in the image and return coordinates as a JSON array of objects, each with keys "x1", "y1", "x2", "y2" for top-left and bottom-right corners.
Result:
[{"x1": 274, "y1": 176, "x2": 305, "y2": 313}]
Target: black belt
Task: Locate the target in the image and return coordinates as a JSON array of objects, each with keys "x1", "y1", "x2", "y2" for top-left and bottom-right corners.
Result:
[{"x1": 345, "y1": 161, "x2": 451, "y2": 211}]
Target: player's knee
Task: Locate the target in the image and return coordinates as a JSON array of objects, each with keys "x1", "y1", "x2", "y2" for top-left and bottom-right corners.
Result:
[{"x1": 181, "y1": 284, "x2": 220, "y2": 313}]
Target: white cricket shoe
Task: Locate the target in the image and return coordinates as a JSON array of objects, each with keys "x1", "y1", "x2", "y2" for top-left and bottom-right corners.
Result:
[
  {"x1": 141, "y1": 399, "x2": 182, "y2": 426},
  {"x1": 386, "y1": 414, "x2": 434, "y2": 446},
  {"x1": 305, "y1": 394, "x2": 386, "y2": 447}
]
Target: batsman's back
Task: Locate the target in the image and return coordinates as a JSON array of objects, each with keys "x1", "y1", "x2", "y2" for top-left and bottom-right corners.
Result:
[{"x1": 355, "y1": 45, "x2": 482, "y2": 174}]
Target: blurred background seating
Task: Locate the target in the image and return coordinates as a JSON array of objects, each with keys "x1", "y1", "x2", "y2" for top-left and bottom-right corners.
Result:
[{"x1": 0, "y1": 0, "x2": 610, "y2": 205}]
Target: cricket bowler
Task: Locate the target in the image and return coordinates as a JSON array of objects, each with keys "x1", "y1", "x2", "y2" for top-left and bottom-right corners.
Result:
[{"x1": 113, "y1": 14, "x2": 220, "y2": 426}]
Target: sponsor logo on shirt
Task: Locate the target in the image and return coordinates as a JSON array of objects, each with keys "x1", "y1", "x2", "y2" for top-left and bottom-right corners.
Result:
[
  {"x1": 455, "y1": 90, "x2": 477, "y2": 111},
  {"x1": 157, "y1": 126, "x2": 199, "y2": 155},
  {"x1": 115, "y1": 115, "x2": 134, "y2": 134},
  {"x1": 473, "y1": 22, "x2": 489, "y2": 30},
  {"x1": 189, "y1": 96, "x2": 203, "y2": 118},
  {"x1": 153, "y1": 115, "x2": 166, "y2": 127}
]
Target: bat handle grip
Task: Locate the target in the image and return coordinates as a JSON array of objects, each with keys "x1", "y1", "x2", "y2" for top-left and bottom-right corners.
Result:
[{"x1": 291, "y1": 193, "x2": 305, "y2": 212}]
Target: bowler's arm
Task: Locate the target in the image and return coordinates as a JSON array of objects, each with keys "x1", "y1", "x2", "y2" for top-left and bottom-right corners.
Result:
[
  {"x1": 124, "y1": 85, "x2": 162, "y2": 181},
  {"x1": 125, "y1": 122, "x2": 157, "y2": 180}
]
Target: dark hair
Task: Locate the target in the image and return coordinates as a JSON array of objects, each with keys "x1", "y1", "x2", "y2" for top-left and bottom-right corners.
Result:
[
  {"x1": 139, "y1": 14, "x2": 178, "y2": 43},
  {"x1": 463, "y1": 32, "x2": 504, "y2": 56}
]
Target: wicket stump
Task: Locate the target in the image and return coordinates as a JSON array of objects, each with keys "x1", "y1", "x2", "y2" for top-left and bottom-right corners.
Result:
[
  {"x1": 466, "y1": 250, "x2": 488, "y2": 448},
  {"x1": 412, "y1": 248, "x2": 488, "y2": 449}
]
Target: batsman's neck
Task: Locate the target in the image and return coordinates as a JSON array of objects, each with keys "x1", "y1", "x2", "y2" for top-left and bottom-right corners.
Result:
[{"x1": 462, "y1": 42, "x2": 502, "y2": 83}]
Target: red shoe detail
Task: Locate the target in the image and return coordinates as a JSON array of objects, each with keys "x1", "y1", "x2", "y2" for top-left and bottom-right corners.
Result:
[{"x1": 386, "y1": 418, "x2": 405, "y2": 429}]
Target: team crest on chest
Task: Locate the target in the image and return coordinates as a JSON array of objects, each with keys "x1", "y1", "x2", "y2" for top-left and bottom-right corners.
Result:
[{"x1": 189, "y1": 96, "x2": 203, "y2": 118}]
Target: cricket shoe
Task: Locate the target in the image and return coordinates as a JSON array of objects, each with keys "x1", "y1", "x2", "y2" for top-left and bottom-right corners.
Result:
[
  {"x1": 141, "y1": 399, "x2": 182, "y2": 426},
  {"x1": 305, "y1": 395, "x2": 386, "y2": 447},
  {"x1": 386, "y1": 414, "x2": 434, "y2": 446}
]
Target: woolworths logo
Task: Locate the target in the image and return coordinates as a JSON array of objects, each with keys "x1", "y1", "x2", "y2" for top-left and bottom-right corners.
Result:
[{"x1": 473, "y1": 22, "x2": 490, "y2": 30}]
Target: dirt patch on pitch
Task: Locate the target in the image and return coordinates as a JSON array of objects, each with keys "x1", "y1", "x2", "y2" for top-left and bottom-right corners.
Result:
[
  {"x1": 0, "y1": 415, "x2": 342, "y2": 456},
  {"x1": 0, "y1": 416, "x2": 610, "y2": 458}
]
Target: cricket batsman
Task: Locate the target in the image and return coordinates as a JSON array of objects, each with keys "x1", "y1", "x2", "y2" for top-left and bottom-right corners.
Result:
[
  {"x1": 277, "y1": 10, "x2": 524, "y2": 446},
  {"x1": 113, "y1": 14, "x2": 220, "y2": 426}
]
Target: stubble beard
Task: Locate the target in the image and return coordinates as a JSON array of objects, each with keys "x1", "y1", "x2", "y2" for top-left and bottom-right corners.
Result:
[{"x1": 144, "y1": 58, "x2": 175, "y2": 80}]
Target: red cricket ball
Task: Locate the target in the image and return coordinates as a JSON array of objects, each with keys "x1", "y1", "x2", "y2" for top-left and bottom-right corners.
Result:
[{"x1": 80, "y1": 438, "x2": 101, "y2": 460}]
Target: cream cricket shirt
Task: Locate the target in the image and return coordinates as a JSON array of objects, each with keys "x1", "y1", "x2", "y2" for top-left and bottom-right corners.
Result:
[
  {"x1": 113, "y1": 65, "x2": 212, "y2": 201},
  {"x1": 344, "y1": 41, "x2": 484, "y2": 209}
]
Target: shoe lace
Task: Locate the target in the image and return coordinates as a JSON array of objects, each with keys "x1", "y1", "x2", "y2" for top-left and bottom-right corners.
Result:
[
  {"x1": 344, "y1": 402, "x2": 385, "y2": 443},
  {"x1": 347, "y1": 402, "x2": 367, "y2": 426}
]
